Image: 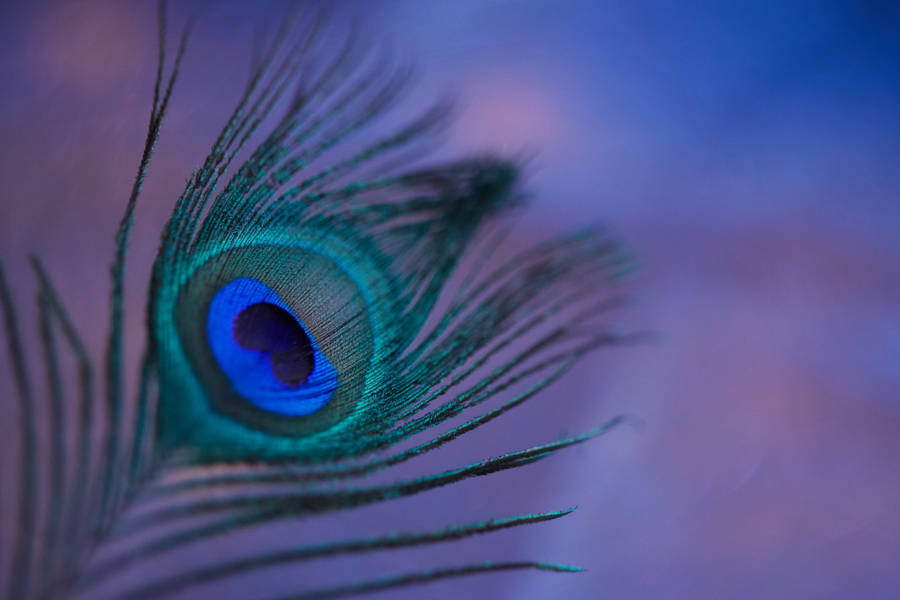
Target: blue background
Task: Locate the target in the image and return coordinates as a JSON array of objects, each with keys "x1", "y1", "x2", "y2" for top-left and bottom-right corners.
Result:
[{"x1": 0, "y1": 1, "x2": 898, "y2": 598}]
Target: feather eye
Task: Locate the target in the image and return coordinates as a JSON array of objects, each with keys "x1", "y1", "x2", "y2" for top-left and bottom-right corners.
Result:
[
  {"x1": 153, "y1": 156, "x2": 528, "y2": 463},
  {"x1": 1, "y1": 4, "x2": 633, "y2": 599}
]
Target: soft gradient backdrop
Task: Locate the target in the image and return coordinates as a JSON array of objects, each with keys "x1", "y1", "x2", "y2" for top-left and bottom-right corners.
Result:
[{"x1": 1, "y1": 1, "x2": 898, "y2": 599}]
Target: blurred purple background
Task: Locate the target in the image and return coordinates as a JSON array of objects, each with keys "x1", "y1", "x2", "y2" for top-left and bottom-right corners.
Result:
[{"x1": 1, "y1": 1, "x2": 898, "y2": 598}]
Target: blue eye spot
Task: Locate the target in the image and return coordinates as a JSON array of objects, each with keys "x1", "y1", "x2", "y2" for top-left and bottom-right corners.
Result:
[{"x1": 206, "y1": 277, "x2": 338, "y2": 416}]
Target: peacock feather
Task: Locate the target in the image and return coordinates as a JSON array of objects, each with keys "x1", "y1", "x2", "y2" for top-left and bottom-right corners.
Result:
[{"x1": 1, "y1": 3, "x2": 633, "y2": 598}]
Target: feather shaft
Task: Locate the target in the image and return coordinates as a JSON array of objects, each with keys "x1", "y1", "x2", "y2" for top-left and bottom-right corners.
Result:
[
  {"x1": 99, "y1": 2, "x2": 191, "y2": 533},
  {"x1": 109, "y1": 509, "x2": 575, "y2": 600},
  {"x1": 271, "y1": 561, "x2": 582, "y2": 600},
  {"x1": 109, "y1": 430, "x2": 601, "y2": 553},
  {"x1": 126, "y1": 352, "x2": 159, "y2": 491},
  {"x1": 28, "y1": 256, "x2": 97, "y2": 595},
  {"x1": 33, "y1": 280, "x2": 65, "y2": 598},
  {"x1": 0, "y1": 258, "x2": 37, "y2": 600}
]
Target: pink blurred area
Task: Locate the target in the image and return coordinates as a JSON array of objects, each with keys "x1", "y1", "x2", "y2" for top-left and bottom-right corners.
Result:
[{"x1": 1, "y1": 1, "x2": 898, "y2": 599}]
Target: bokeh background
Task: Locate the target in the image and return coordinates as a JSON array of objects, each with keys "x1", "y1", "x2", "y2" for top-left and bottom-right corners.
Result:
[{"x1": 1, "y1": 1, "x2": 898, "y2": 598}]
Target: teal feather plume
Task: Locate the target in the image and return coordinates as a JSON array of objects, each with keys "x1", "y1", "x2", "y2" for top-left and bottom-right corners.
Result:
[{"x1": 0, "y1": 3, "x2": 633, "y2": 599}]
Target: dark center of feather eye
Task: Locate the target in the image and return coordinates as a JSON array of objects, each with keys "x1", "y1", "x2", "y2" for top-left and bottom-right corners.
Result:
[{"x1": 232, "y1": 302, "x2": 315, "y2": 387}]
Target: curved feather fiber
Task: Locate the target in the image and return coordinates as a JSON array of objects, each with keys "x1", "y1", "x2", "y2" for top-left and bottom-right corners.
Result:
[{"x1": 0, "y1": 3, "x2": 633, "y2": 599}]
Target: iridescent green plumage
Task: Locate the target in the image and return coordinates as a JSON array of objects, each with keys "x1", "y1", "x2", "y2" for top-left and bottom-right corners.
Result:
[{"x1": 1, "y1": 4, "x2": 632, "y2": 599}]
